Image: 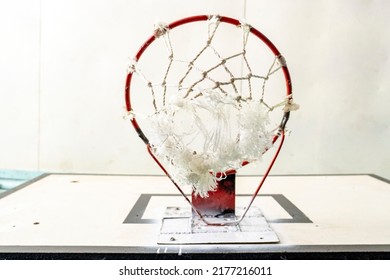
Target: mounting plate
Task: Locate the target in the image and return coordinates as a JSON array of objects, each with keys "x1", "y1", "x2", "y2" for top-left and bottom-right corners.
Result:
[{"x1": 158, "y1": 206, "x2": 279, "y2": 244}]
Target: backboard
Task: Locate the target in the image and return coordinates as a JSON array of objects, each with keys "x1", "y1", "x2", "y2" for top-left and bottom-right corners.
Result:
[{"x1": 0, "y1": 173, "x2": 389, "y2": 259}]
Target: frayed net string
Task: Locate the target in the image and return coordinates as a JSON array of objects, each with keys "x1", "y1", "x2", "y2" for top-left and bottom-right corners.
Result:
[{"x1": 148, "y1": 92, "x2": 273, "y2": 197}]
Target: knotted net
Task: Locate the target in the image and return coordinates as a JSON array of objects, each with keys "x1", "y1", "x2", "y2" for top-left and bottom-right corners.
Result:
[{"x1": 125, "y1": 15, "x2": 298, "y2": 198}]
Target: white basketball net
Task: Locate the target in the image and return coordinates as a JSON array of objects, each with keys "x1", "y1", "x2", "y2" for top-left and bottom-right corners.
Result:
[{"x1": 128, "y1": 16, "x2": 298, "y2": 197}]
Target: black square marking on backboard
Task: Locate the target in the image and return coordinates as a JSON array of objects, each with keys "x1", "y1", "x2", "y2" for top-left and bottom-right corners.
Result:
[{"x1": 123, "y1": 194, "x2": 312, "y2": 224}]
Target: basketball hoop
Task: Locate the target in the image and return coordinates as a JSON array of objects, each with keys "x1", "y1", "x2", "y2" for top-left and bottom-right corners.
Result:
[{"x1": 124, "y1": 15, "x2": 298, "y2": 229}]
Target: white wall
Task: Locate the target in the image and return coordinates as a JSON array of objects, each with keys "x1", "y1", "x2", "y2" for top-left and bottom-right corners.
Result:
[{"x1": 0, "y1": 0, "x2": 389, "y2": 179}]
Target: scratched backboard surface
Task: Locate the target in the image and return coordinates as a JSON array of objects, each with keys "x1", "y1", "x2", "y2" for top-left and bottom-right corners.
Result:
[{"x1": 0, "y1": 174, "x2": 389, "y2": 258}]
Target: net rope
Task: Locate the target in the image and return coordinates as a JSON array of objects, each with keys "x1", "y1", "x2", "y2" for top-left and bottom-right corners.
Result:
[{"x1": 128, "y1": 16, "x2": 298, "y2": 197}]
